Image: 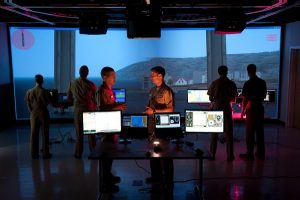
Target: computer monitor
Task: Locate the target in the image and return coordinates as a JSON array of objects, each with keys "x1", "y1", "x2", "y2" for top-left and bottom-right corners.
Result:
[
  {"x1": 264, "y1": 90, "x2": 276, "y2": 103},
  {"x1": 154, "y1": 112, "x2": 182, "y2": 139},
  {"x1": 122, "y1": 114, "x2": 148, "y2": 139},
  {"x1": 187, "y1": 89, "x2": 210, "y2": 104},
  {"x1": 122, "y1": 114, "x2": 148, "y2": 128},
  {"x1": 155, "y1": 113, "x2": 181, "y2": 129},
  {"x1": 82, "y1": 110, "x2": 122, "y2": 134},
  {"x1": 113, "y1": 88, "x2": 126, "y2": 103},
  {"x1": 185, "y1": 110, "x2": 224, "y2": 133}
]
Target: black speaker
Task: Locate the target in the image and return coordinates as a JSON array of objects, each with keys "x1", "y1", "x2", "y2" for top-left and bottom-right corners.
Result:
[
  {"x1": 127, "y1": 0, "x2": 161, "y2": 38},
  {"x1": 79, "y1": 13, "x2": 108, "y2": 35},
  {"x1": 215, "y1": 12, "x2": 246, "y2": 34}
]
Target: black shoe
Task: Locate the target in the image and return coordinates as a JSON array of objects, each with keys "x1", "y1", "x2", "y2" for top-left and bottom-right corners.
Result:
[
  {"x1": 42, "y1": 153, "x2": 52, "y2": 159},
  {"x1": 74, "y1": 154, "x2": 82, "y2": 159},
  {"x1": 239, "y1": 153, "x2": 254, "y2": 160},
  {"x1": 109, "y1": 175, "x2": 121, "y2": 184},
  {"x1": 146, "y1": 177, "x2": 162, "y2": 184},
  {"x1": 103, "y1": 184, "x2": 119, "y2": 193},
  {"x1": 255, "y1": 152, "x2": 265, "y2": 160},
  {"x1": 227, "y1": 156, "x2": 235, "y2": 162}
]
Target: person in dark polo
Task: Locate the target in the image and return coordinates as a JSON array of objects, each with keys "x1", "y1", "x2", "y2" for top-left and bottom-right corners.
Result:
[{"x1": 240, "y1": 64, "x2": 267, "y2": 160}]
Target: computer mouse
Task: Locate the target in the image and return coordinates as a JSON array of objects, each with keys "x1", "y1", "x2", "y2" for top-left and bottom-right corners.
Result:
[{"x1": 153, "y1": 146, "x2": 162, "y2": 153}]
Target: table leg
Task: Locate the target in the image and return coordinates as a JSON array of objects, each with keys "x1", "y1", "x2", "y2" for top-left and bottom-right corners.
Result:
[
  {"x1": 199, "y1": 158, "x2": 203, "y2": 200},
  {"x1": 98, "y1": 159, "x2": 103, "y2": 200}
]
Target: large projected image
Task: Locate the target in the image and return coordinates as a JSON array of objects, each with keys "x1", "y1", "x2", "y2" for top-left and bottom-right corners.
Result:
[
  {"x1": 226, "y1": 27, "x2": 281, "y2": 118},
  {"x1": 75, "y1": 29, "x2": 207, "y2": 114},
  {"x1": 10, "y1": 28, "x2": 54, "y2": 119}
]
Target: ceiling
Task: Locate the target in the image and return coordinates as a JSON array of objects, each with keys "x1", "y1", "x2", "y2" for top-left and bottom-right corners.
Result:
[{"x1": 0, "y1": 0, "x2": 300, "y2": 28}]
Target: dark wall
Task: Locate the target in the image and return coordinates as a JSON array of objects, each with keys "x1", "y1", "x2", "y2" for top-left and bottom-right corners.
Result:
[{"x1": 0, "y1": 23, "x2": 15, "y2": 130}]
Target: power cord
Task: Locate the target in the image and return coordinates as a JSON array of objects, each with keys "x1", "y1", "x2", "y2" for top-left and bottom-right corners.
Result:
[{"x1": 135, "y1": 160, "x2": 151, "y2": 174}]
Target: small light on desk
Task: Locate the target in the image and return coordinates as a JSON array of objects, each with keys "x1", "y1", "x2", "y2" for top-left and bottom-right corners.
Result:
[{"x1": 153, "y1": 140, "x2": 160, "y2": 146}]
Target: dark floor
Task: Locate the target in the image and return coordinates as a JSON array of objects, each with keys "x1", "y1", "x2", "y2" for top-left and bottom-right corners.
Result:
[{"x1": 1, "y1": 122, "x2": 300, "y2": 200}]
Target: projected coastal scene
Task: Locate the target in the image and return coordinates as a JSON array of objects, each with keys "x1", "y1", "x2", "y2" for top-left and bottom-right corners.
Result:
[{"x1": 10, "y1": 28, "x2": 280, "y2": 119}]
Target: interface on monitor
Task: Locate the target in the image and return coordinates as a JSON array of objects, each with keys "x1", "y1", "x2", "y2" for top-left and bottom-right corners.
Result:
[
  {"x1": 83, "y1": 111, "x2": 121, "y2": 134},
  {"x1": 185, "y1": 110, "x2": 224, "y2": 133}
]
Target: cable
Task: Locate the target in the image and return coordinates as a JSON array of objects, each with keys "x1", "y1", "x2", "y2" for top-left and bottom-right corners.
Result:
[
  {"x1": 173, "y1": 175, "x2": 300, "y2": 183},
  {"x1": 135, "y1": 160, "x2": 151, "y2": 174}
]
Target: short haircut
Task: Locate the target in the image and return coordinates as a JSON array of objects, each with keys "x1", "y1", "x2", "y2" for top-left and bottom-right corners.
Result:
[
  {"x1": 101, "y1": 66, "x2": 115, "y2": 78},
  {"x1": 218, "y1": 65, "x2": 228, "y2": 75},
  {"x1": 79, "y1": 65, "x2": 89, "y2": 78},
  {"x1": 151, "y1": 66, "x2": 165, "y2": 77},
  {"x1": 247, "y1": 64, "x2": 257, "y2": 72},
  {"x1": 35, "y1": 74, "x2": 44, "y2": 85}
]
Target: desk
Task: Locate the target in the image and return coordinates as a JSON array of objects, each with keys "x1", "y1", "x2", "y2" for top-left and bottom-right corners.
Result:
[{"x1": 89, "y1": 137, "x2": 212, "y2": 200}]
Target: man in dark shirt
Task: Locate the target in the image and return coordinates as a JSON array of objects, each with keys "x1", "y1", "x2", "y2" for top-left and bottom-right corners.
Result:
[
  {"x1": 207, "y1": 65, "x2": 237, "y2": 161},
  {"x1": 144, "y1": 66, "x2": 175, "y2": 190},
  {"x1": 240, "y1": 64, "x2": 267, "y2": 160}
]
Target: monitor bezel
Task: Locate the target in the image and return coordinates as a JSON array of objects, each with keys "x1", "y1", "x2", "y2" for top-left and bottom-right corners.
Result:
[
  {"x1": 184, "y1": 109, "x2": 224, "y2": 133},
  {"x1": 82, "y1": 110, "x2": 122, "y2": 134},
  {"x1": 187, "y1": 89, "x2": 211, "y2": 104}
]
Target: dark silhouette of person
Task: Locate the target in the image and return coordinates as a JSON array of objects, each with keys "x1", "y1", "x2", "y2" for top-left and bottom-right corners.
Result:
[
  {"x1": 240, "y1": 64, "x2": 267, "y2": 160},
  {"x1": 25, "y1": 74, "x2": 54, "y2": 159},
  {"x1": 207, "y1": 65, "x2": 237, "y2": 161},
  {"x1": 67, "y1": 65, "x2": 97, "y2": 159}
]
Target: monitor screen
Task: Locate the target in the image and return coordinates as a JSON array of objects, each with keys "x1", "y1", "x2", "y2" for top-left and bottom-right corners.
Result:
[
  {"x1": 187, "y1": 89, "x2": 210, "y2": 104},
  {"x1": 113, "y1": 88, "x2": 126, "y2": 103},
  {"x1": 122, "y1": 114, "x2": 148, "y2": 128},
  {"x1": 155, "y1": 113, "x2": 181, "y2": 129},
  {"x1": 185, "y1": 110, "x2": 224, "y2": 133},
  {"x1": 83, "y1": 110, "x2": 122, "y2": 134}
]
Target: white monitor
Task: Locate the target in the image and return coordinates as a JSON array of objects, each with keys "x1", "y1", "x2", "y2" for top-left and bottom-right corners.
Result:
[
  {"x1": 187, "y1": 89, "x2": 210, "y2": 104},
  {"x1": 155, "y1": 113, "x2": 181, "y2": 129},
  {"x1": 82, "y1": 110, "x2": 122, "y2": 134},
  {"x1": 185, "y1": 110, "x2": 224, "y2": 133}
]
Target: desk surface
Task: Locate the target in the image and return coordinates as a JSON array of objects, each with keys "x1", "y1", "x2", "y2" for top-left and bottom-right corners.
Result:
[{"x1": 89, "y1": 137, "x2": 212, "y2": 160}]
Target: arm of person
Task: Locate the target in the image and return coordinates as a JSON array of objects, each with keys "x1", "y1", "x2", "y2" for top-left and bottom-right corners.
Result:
[
  {"x1": 66, "y1": 82, "x2": 74, "y2": 104},
  {"x1": 98, "y1": 89, "x2": 127, "y2": 111},
  {"x1": 144, "y1": 89, "x2": 174, "y2": 114},
  {"x1": 24, "y1": 92, "x2": 33, "y2": 113}
]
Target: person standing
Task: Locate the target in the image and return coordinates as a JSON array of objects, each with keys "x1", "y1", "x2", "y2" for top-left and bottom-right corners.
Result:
[
  {"x1": 144, "y1": 66, "x2": 175, "y2": 190},
  {"x1": 25, "y1": 74, "x2": 53, "y2": 159},
  {"x1": 207, "y1": 65, "x2": 237, "y2": 161},
  {"x1": 240, "y1": 64, "x2": 267, "y2": 160},
  {"x1": 67, "y1": 65, "x2": 97, "y2": 159},
  {"x1": 95, "y1": 66, "x2": 127, "y2": 193}
]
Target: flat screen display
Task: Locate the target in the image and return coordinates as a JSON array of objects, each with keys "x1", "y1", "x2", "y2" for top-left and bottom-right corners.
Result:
[
  {"x1": 187, "y1": 89, "x2": 210, "y2": 104},
  {"x1": 155, "y1": 113, "x2": 181, "y2": 129},
  {"x1": 113, "y1": 88, "x2": 126, "y2": 103},
  {"x1": 83, "y1": 110, "x2": 122, "y2": 134},
  {"x1": 122, "y1": 114, "x2": 148, "y2": 128},
  {"x1": 185, "y1": 110, "x2": 224, "y2": 133}
]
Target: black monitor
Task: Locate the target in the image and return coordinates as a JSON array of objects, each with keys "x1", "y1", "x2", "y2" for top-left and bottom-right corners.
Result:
[
  {"x1": 185, "y1": 110, "x2": 224, "y2": 133},
  {"x1": 113, "y1": 88, "x2": 126, "y2": 103},
  {"x1": 47, "y1": 89, "x2": 58, "y2": 104},
  {"x1": 154, "y1": 112, "x2": 183, "y2": 138},
  {"x1": 82, "y1": 110, "x2": 122, "y2": 134},
  {"x1": 122, "y1": 114, "x2": 148, "y2": 139},
  {"x1": 187, "y1": 89, "x2": 210, "y2": 104}
]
